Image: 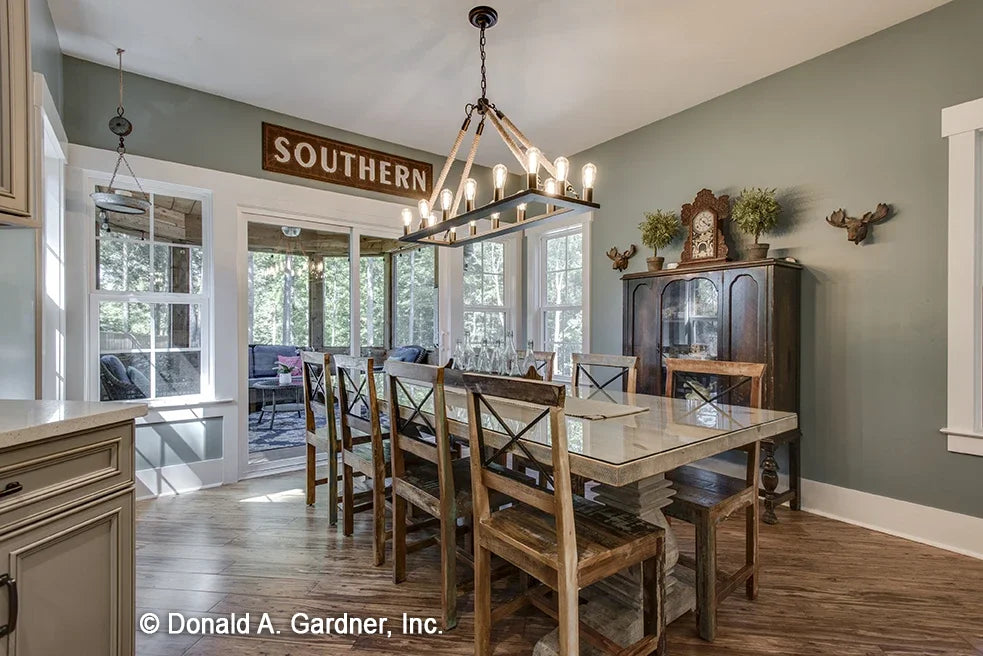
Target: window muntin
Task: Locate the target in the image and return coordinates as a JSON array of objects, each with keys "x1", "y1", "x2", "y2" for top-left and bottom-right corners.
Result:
[
  {"x1": 463, "y1": 240, "x2": 508, "y2": 346},
  {"x1": 93, "y1": 188, "x2": 209, "y2": 401},
  {"x1": 394, "y1": 247, "x2": 437, "y2": 347},
  {"x1": 541, "y1": 228, "x2": 584, "y2": 379}
]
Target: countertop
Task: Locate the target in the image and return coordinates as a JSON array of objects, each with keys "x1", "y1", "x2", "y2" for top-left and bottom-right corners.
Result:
[{"x1": 0, "y1": 400, "x2": 148, "y2": 450}]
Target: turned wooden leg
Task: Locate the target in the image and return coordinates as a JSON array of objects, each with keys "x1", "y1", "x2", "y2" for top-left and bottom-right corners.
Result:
[
  {"x1": 392, "y1": 493, "x2": 407, "y2": 584},
  {"x1": 695, "y1": 518, "x2": 718, "y2": 642},
  {"x1": 305, "y1": 443, "x2": 316, "y2": 507},
  {"x1": 790, "y1": 435, "x2": 802, "y2": 511},
  {"x1": 760, "y1": 441, "x2": 780, "y2": 525},
  {"x1": 473, "y1": 544, "x2": 492, "y2": 656},
  {"x1": 440, "y1": 514, "x2": 458, "y2": 630}
]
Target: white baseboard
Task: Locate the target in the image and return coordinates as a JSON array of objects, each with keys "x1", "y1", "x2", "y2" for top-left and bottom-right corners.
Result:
[
  {"x1": 136, "y1": 459, "x2": 225, "y2": 500},
  {"x1": 693, "y1": 458, "x2": 983, "y2": 560}
]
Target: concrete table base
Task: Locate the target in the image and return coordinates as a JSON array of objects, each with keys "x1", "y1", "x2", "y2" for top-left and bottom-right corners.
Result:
[{"x1": 534, "y1": 474, "x2": 696, "y2": 654}]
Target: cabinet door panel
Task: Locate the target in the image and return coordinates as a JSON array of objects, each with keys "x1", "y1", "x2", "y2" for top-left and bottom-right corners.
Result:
[
  {"x1": 0, "y1": 490, "x2": 134, "y2": 656},
  {"x1": 625, "y1": 279, "x2": 661, "y2": 395},
  {"x1": 0, "y1": 0, "x2": 32, "y2": 218},
  {"x1": 724, "y1": 268, "x2": 769, "y2": 407}
]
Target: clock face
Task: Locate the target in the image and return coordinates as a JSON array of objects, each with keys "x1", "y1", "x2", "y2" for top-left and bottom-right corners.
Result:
[{"x1": 693, "y1": 210, "x2": 715, "y2": 258}]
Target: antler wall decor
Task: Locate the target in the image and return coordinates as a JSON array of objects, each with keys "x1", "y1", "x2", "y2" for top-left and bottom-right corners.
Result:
[
  {"x1": 826, "y1": 203, "x2": 891, "y2": 245},
  {"x1": 606, "y1": 244, "x2": 637, "y2": 271}
]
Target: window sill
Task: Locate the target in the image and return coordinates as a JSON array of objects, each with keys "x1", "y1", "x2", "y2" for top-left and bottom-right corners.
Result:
[{"x1": 940, "y1": 427, "x2": 983, "y2": 456}]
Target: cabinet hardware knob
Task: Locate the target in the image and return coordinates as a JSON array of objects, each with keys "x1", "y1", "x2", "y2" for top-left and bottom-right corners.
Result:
[
  {"x1": 0, "y1": 482, "x2": 22, "y2": 499},
  {"x1": 0, "y1": 573, "x2": 16, "y2": 638}
]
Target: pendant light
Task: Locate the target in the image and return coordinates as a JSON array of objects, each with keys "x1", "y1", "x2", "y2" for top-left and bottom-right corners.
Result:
[
  {"x1": 90, "y1": 49, "x2": 151, "y2": 216},
  {"x1": 398, "y1": 6, "x2": 599, "y2": 248}
]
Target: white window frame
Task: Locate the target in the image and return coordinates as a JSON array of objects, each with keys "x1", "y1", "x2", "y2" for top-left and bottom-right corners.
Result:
[
  {"x1": 85, "y1": 172, "x2": 214, "y2": 404},
  {"x1": 526, "y1": 213, "x2": 592, "y2": 380},
  {"x1": 393, "y1": 246, "x2": 439, "y2": 348},
  {"x1": 941, "y1": 97, "x2": 983, "y2": 456}
]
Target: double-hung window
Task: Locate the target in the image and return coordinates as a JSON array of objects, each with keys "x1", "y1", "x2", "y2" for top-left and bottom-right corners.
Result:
[
  {"x1": 394, "y1": 246, "x2": 438, "y2": 347},
  {"x1": 539, "y1": 226, "x2": 586, "y2": 379},
  {"x1": 463, "y1": 240, "x2": 509, "y2": 346},
  {"x1": 91, "y1": 185, "x2": 211, "y2": 401}
]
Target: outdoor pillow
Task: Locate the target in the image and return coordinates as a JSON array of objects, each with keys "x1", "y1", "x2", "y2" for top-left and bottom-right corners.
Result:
[
  {"x1": 389, "y1": 345, "x2": 427, "y2": 364},
  {"x1": 276, "y1": 354, "x2": 302, "y2": 375},
  {"x1": 126, "y1": 366, "x2": 151, "y2": 397}
]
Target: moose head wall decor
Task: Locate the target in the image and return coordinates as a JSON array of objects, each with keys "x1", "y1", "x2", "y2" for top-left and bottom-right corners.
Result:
[
  {"x1": 826, "y1": 203, "x2": 892, "y2": 245},
  {"x1": 606, "y1": 245, "x2": 637, "y2": 271}
]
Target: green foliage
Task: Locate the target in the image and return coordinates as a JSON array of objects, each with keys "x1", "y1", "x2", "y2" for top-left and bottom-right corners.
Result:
[
  {"x1": 638, "y1": 210, "x2": 680, "y2": 255},
  {"x1": 732, "y1": 187, "x2": 781, "y2": 244}
]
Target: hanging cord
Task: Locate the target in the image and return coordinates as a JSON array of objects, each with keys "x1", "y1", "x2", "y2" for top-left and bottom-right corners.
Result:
[{"x1": 106, "y1": 48, "x2": 146, "y2": 195}]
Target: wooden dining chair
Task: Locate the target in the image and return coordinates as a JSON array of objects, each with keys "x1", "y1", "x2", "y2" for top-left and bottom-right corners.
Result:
[
  {"x1": 301, "y1": 351, "x2": 341, "y2": 525},
  {"x1": 386, "y1": 360, "x2": 475, "y2": 631},
  {"x1": 571, "y1": 353, "x2": 639, "y2": 400},
  {"x1": 663, "y1": 357, "x2": 765, "y2": 642},
  {"x1": 464, "y1": 373, "x2": 667, "y2": 656},
  {"x1": 517, "y1": 349, "x2": 556, "y2": 381},
  {"x1": 335, "y1": 355, "x2": 391, "y2": 565}
]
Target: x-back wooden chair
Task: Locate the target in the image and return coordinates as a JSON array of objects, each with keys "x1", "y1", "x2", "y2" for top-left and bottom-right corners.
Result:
[
  {"x1": 385, "y1": 360, "x2": 475, "y2": 631},
  {"x1": 464, "y1": 373, "x2": 667, "y2": 656},
  {"x1": 571, "y1": 353, "x2": 639, "y2": 402},
  {"x1": 301, "y1": 351, "x2": 341, "y2": 526},
  {"x1": 335, "y1": 355, "x2": 390, "y2": 565},
  {"x1": 663, "y1": 357, "x2": 765, "y2": 642},
  {"x1": 517, "y1": 349, "x2": 557, "y2": 381}
]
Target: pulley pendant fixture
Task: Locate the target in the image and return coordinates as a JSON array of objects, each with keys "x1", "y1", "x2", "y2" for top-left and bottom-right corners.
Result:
[
  {"x1": 398, "y1": 6, "x2": 598, "y2": 247},
  {"x1": 90, "y1": 48, "x2": 151, "y2": 216}
]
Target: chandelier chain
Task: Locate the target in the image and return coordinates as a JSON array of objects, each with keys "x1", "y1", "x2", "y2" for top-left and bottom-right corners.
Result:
[
  {"x1": 116, "y1": 48, "x2": 126, "y2": 117},
  {"x1": 479, "y1": 25, "x2": 488, "y2": 104}
]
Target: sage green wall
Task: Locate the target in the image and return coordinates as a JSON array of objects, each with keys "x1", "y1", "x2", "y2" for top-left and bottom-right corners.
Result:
[
  {"x1": 30, "y1": 0, "x2": 62, "y2": 112},
  {"x1": 572, "y1": 0, "x2": 983, "y2": 518},
  {"x1": 62, "y1": 55, "x2": 490, "y2": 206}
]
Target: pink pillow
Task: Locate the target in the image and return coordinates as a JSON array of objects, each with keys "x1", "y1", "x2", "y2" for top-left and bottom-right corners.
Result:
[{"x1": 277, "y1": 355, "x2": 302, "y2": 376}]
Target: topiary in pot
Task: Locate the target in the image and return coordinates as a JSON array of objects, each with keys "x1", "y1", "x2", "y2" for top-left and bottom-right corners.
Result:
[
  {"x1": 732, "y1": 187, "x2": 781, "y2": 260},
  {"x1": 639, "y1": 210, "x2": 680, "y2": 271}
]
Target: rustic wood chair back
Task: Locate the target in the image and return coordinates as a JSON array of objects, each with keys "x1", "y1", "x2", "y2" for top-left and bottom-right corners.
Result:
[
  {"x1": 301, "y1": 350, "x2": 339, "y2": 522},
  {"x1": 384, "y1": 359, "x2": 465, "y2": 629},
  {"x1": 662, "y1": 357, "x2": 765, "y2": 641},
  {"x1": 664, "y1": 358, "x2": 765, "y2": 410},
  {"x1": 334, "y1": 355, "x2": 385, "y2": 462},
  {"x1": 571, "y1": 352, "x2": 639, "y2": 398},
  {"x1": 517, "y1": 349, "x2": 557, "y2": 381},
  {"x1": 462, "y1": 374, "x2": 575, "y2": 564}
]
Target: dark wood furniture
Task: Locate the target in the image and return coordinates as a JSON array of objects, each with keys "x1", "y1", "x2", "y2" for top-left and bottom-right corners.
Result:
[
  {"x1": 664, "y1": 358, "x2": 764, "y2": 641},
  {"x1": 623, "y1": 258, "x2": 801, "y2": 523},
  {"x1": 335, "y1": 356, "x2": 391, "y2": 565},
  {"x1": 385, "y1": 360, "x2": 472, "y2": 631},
  {"x1": 463, "y1": 374, "x2": 667, "y2": 655}
]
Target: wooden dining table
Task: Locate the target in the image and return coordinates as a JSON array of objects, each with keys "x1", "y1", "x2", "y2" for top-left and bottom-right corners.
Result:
[{"x1": 365, "y1": 375, "x2": 798, "y2": 650}]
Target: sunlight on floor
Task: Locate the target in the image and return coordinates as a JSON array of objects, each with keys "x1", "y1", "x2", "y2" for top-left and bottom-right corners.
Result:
[{"x1": 239, "y1": 488, "x2": 306, "y2": 503}]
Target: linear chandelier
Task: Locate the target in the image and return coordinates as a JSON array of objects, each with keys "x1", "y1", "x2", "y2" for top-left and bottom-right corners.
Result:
[{"x1": 398, "y1": 6, "x2": 598, "y2": 248}]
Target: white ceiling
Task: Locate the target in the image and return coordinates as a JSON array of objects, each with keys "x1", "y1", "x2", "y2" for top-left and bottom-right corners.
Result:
[{"x1": 49, "y1": 0, "x2": 950, "y2": 166}]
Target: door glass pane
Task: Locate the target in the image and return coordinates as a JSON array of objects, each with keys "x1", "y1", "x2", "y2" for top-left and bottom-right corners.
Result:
[
  {"x1": 394, "y1": 246, "x2": 437, "y2": 347},
  {"x1": 661, "y1": 278, "x2": 719, "y2": 360}
]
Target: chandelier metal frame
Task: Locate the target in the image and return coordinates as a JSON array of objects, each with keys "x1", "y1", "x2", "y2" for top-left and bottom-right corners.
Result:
[{"x1": 398, "y1": 6, "x2": 598, "y2": 248}]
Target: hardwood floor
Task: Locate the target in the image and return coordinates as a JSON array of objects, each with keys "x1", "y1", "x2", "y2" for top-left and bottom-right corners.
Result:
[{"x1": 136, "y1": 472, "x2": 983, "y2": 655}]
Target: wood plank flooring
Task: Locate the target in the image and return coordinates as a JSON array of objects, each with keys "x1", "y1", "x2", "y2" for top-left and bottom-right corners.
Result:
[{"x1": 136, "y1": 472, "x2": 983, "y2": 655}]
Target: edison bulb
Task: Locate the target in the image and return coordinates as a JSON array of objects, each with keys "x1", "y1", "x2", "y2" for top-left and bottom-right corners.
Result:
[
  {"x1": 526, "y1": 148, "x2": 542, "y2": 174},
  {"x1": 418, "y1": 199, "x2": 430, "y2": 218},
  {"x1": 401, "y1": 208, "x2": 412, "y2": 226},
  {"x1": 465, "y1": 178, "x2": 477, "y2": 201},
  {"x1": 493, "y1": 164, "x2": 508, "y2": 189},
  {"x1": 544, "y1": 178, "x2": 557, "y2": 195},
  {"x1": 440, "y1": 188, "x2": 453, "y2": 211},
  {"x1": 582, "y1": 163, "x2": 597, "y2": 189},
  {"x1": 554, "y1": 157, "x2": 569, "y2": 184}
]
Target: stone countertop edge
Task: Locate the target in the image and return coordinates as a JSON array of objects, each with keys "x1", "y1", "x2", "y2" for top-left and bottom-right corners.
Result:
[{"x1": 0, "y1": 400, "x2": 149, "y2": 451}]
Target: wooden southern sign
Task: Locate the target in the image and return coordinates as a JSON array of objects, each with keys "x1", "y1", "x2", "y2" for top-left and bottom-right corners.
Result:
[{"x1": 262, "y1": 122, "x2": 432, "y2": 200}]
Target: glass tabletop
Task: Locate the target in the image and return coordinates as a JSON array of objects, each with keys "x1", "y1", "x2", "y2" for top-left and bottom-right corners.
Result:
[{"x1": 368, "y1": 376, "x2": 796, "y2": 468}]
